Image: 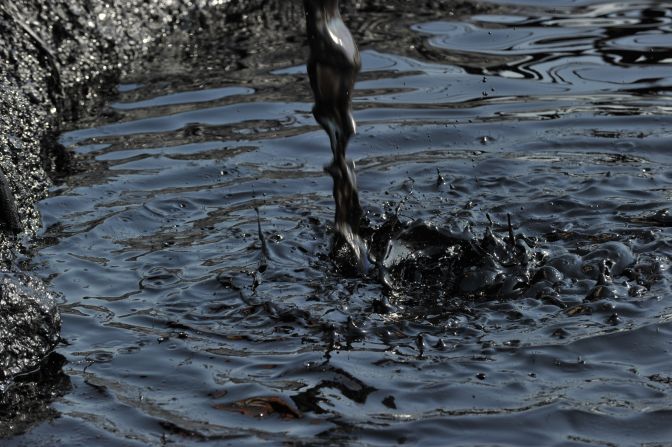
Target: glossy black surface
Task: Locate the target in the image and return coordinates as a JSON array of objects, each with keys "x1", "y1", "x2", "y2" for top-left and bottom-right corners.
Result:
[{"x1": 10, "y1": 1, "x2": 672, "y2": 445}]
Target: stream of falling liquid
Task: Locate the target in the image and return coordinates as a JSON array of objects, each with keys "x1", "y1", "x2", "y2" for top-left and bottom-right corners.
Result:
[{"x1": 303, "y1": 0, "x2": 369, "y2": 272}]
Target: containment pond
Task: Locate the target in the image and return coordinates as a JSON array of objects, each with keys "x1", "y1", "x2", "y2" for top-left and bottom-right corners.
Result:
[{"x1": 7, "y1": 0, "x2": 672, "y2": 445}]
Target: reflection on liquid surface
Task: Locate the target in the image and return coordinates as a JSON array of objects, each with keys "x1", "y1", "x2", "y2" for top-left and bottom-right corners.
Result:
[{"x1": 8, "y1": 1, "x2": 672, "y2": 445}]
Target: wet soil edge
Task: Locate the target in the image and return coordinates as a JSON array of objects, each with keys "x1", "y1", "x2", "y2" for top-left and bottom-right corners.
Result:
[{"x1": 0, "y1": 0, "x2": 277, "y2": 387}]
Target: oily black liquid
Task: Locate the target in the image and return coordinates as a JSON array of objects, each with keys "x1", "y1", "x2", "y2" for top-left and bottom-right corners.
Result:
[
  {"x1": 16, "y1": 1, "x2": 672, "y2": 445},
  {"x1": 303, "y1": 0, "x2": 367, "y2": 269}
]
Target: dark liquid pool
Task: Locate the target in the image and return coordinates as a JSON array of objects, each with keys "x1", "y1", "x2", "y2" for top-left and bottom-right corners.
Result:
[{"x1": 9, "y1": 1, "x2": 672, "y2": 445}]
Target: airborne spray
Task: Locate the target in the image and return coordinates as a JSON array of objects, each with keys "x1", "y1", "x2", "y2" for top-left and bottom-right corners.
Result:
[{"x1": 303, "y1": 0, "x2": 369, "y2": 271}]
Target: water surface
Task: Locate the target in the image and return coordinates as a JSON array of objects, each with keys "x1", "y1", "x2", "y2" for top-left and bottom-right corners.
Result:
[{"x1": 9, "y1": 1, "x2": 672, "y2": 445}]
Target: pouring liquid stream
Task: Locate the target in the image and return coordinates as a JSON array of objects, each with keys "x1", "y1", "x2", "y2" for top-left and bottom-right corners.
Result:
[{"x1": 303, "y1": 0, "x2": 370, "y2": 272}]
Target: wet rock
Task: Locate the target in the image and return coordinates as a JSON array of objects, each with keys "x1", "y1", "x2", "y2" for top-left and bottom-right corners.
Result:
[
  {"x1": 0, "y1": 167, "x2": 21, "y2": 234},
  {"x1": 0, "y1": 352, "x2": 69, "y2": 437},
  {"x1": 0, "y1": 272, "x2": 60, "y2": 385}
]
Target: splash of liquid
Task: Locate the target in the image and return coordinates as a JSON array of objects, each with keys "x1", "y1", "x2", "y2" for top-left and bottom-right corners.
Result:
[{"x1": 303, "y1": 0, "x2": 368, "y2": 271}]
